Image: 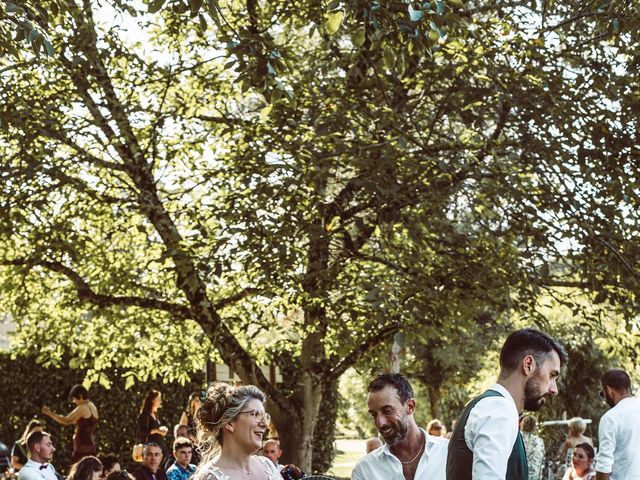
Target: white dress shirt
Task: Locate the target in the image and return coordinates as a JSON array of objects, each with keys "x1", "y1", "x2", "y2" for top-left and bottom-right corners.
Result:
[
  {"x1": 351, "y1": 429, "x2": 448, "y2": 480},
  {"x1": 18, "y1": 460, "x2": 59, "y2": 480},
  {"x1": 595, "y1": 396, "x2": 640, "y2": 479},
  {"x1": 464, "y1": 383, "x2": 520, "y2": 480}
]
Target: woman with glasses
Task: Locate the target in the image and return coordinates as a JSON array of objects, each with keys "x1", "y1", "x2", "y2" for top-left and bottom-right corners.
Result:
[{"x1": 192, "y1": 382, "x2": 279, "y2": 480}]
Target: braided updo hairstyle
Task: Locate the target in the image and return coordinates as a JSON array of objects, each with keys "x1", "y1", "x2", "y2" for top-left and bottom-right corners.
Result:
[{"x1": 195, "y1": 382, "x2": 266, "y2": 465}]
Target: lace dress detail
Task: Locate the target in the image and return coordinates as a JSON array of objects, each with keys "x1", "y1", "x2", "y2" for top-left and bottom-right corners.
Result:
[{"x1": 194, "y1": 456, "x2": 281, "y2": 480}]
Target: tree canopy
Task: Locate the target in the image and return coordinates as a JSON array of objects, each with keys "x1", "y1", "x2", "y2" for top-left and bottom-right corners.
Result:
[{"x1": 1, "y1": 0, "x2": 638, "y2": 470}]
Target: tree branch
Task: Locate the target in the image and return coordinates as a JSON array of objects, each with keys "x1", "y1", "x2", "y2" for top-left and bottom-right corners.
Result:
[
  {"x1": 5, "y1": 257, "x2": 193, "y2": 319},
  {"x1": 329, "y1": 322, "x2": 400, "y2": 379}
]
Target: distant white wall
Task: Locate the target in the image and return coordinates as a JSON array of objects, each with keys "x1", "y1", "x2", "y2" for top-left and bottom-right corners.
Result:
[{"x1": 0, "y1": 313, "x2": 15, "y2": 351}]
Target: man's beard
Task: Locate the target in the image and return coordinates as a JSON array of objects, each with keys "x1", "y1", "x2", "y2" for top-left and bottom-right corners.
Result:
[
  {"x1": 524, "y1": 370, "x2": 548, "y2": 411},
  {"x1": 379, "y1": 415, "x2": 409, "y2": 446},
  {"x1": 604, "y1": 391, "x2": 615, "y2": 408}
]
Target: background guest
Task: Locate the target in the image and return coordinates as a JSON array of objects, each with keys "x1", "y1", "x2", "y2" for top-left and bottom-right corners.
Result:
[
  {"x1": 98, "y1": 454, "x2": 120, "y2": 479},
  {"x1": 132, "y1": 443, "x2": 167, "y2": 480},
  {"x1": 10, "y1": 420, "x2": 43, "y2": 472},
  {"x1": 262, "y1": 439, "x2": 285, "y2": 472},
  {"x1": 18, "y1": 432, "x2": 58, "y2": 480},
  {"x1": 67, "y1": 456, "x2": 103, "y2": 480},
  {"x1": 364, "y1": 437, "x2": 383, "y2": 454},
  {"x1": 166, "y1": 438, "x2": 195, "y2": 480},
  {"x1": 426, "y1": 419, "x2": 447, "y2": 437},
  {"x1": 562, "y1": 443, "x2": 596, "y2": 480},
  {"x1": 178, "y1": 394, "x2": 200, "y2": 441},
  {"x1": 42, "y1": 385, "x2": 99, "y2": 462},
  {"x1": 520, "y1": 415, "x2": 545, "y2": 480},
  {"x1": 558, "y1": 417, "x2": 592, "y2": 465},
  {"x1": 137, "y1": 390, "x2": 168, "y2": 450}
]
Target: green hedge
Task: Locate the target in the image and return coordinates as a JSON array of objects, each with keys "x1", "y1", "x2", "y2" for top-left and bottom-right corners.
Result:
[{"x1": 0, "y1": 353, "x2": 204, "y2": 475}]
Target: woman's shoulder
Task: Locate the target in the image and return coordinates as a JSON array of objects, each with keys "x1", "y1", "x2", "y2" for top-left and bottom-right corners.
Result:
[
  {"x1": 255, "y1": 456, "x2": 280, "y2": 479},
  {"x1": 193, "y1": 463, "x2": 228, "y2": 480}
]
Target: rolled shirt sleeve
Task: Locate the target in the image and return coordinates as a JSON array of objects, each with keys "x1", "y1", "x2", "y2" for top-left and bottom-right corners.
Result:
[{"x1": 595, "y1": 413, "x2": 615, "y2": 474}]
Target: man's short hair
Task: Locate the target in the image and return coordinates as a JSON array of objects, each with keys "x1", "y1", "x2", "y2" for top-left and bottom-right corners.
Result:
[
  {"x1": 263, "y1": 439, "x2": 280, "y2": 450},
  {"x1": 26, "y1": 431, "x2": 50, "y2": 452},
  {"x1": 602, "y1": 369, "x2": 631, "y2": 392},
  {"x1": 173, "y1": 437, "x2": 192, "y2": 451},
  {"x1": 367, "y1": 373, "x2": 414, "y2": 404},
  {"x1": 142, "y1": 442, "x2": 162, "y2": 454},
  {"x1": 174, "y1": 424, "x2": 188, "y2": 438},
  {"x1": 365, "y1": 437, "x2": 383, "y2": 453},
  {"x1": 499, "y1": 328, "x2": 567, "y2": 373}
]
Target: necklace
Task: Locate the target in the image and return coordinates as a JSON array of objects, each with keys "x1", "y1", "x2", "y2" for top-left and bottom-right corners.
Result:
[
  {"x1": 216, "y1": 464, "x2": 252, "y2": 475},
  {"x1": 398, "y1": 434, "x2": 426, "y2": 465}
]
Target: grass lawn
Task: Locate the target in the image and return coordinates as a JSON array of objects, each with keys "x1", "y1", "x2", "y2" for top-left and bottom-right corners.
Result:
[{"x1": 326, "y1": 439, "x2": 367, "y2": 479}]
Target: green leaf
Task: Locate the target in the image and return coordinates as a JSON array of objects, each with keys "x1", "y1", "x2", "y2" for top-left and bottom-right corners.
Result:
[
  {"x1": 260, "y1": 104, "x2": 272, "y2": 121},
  {"x1": 383, "y1": 45, "x2": 395, "y2": 68},
  {"x1": 326, "y1": 11, "x2": 344, "y2": 35},
  {"x1": 148, "y1": 0, "x2": 166, "y2": 13},
  {"x1": 352, "y1": 28, "x2": 365, "y2": 47},
  {"x1": 198, "y1": 13, "x2": 207, "y2": 31},
  {"x1": 43, "y1": 38, "x2": 55, "y2": 56},
  {"x1": 5, "y1": 2, "x2": 22, "y2": 13}
]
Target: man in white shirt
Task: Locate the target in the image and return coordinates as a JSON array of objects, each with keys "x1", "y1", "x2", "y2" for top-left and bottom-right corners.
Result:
[
  {"x1": 352, "y1": 373, "x2": 449, "y2": 480},
  {"x1": 262, "y1": 439, "x2": 285, "y2": 472},
  {"x1": 595, "y1": 369, "x2": 640, "y2": 480},
  {"x1": 446, "y1": 328, "x2": 567, "y2": 480},
  {"x1": 18, "y1": 432, "x2": 59, "y2": 480}
]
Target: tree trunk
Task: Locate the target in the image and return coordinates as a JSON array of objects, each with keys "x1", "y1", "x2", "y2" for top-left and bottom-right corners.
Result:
[
  {"x1": 427, "y1": 384, "x2": 441, "y2": 420},
  {"x1": 271, "y1": 372, "x2": 324, "y2": 472},
  {"x1": 312, "y1": 378, "x2": 338, "y2": 473}
]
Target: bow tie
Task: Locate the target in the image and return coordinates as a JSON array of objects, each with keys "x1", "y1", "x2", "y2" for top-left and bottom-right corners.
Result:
[{"x1": 39, "y1": 464, "x2": 49, "y2": 470}]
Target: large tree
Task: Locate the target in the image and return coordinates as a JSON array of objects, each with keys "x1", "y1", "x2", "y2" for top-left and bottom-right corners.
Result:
[{"x1": 1, "y1": 0, "x2": 638, "y2": 470}]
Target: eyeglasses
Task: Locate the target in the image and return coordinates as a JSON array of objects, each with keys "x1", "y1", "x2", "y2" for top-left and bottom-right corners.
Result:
[{"x1": 239, "y1": 409, "x2": 271, "y2": 424}]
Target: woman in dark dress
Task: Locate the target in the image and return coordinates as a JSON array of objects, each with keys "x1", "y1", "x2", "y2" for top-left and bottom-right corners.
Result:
[
  {"x1": 137, "y1": 389, "x2": 168, "y2": 447},
  {"x1": 43, "y1": 385, "x2": 99, "y2": 462},
  {"x1": 11, "y1": 419, "x2": 43, "y2": 471},
  {"x1": 179, "y1": 393, "x2": 201, "y2": 438},
  {"x1": 179, "y1": 393, "x2": 201, "y2": 464}
]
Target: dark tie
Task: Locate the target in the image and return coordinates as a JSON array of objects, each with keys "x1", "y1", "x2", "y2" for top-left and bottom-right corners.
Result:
[{"x1": 40, "y1": 464, "x2": 49, "y2": 470}]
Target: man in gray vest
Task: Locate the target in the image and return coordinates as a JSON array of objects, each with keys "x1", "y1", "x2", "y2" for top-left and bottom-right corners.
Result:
[{"x1": 446, "y1": 328, "x2": 567, "y2": 480}]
